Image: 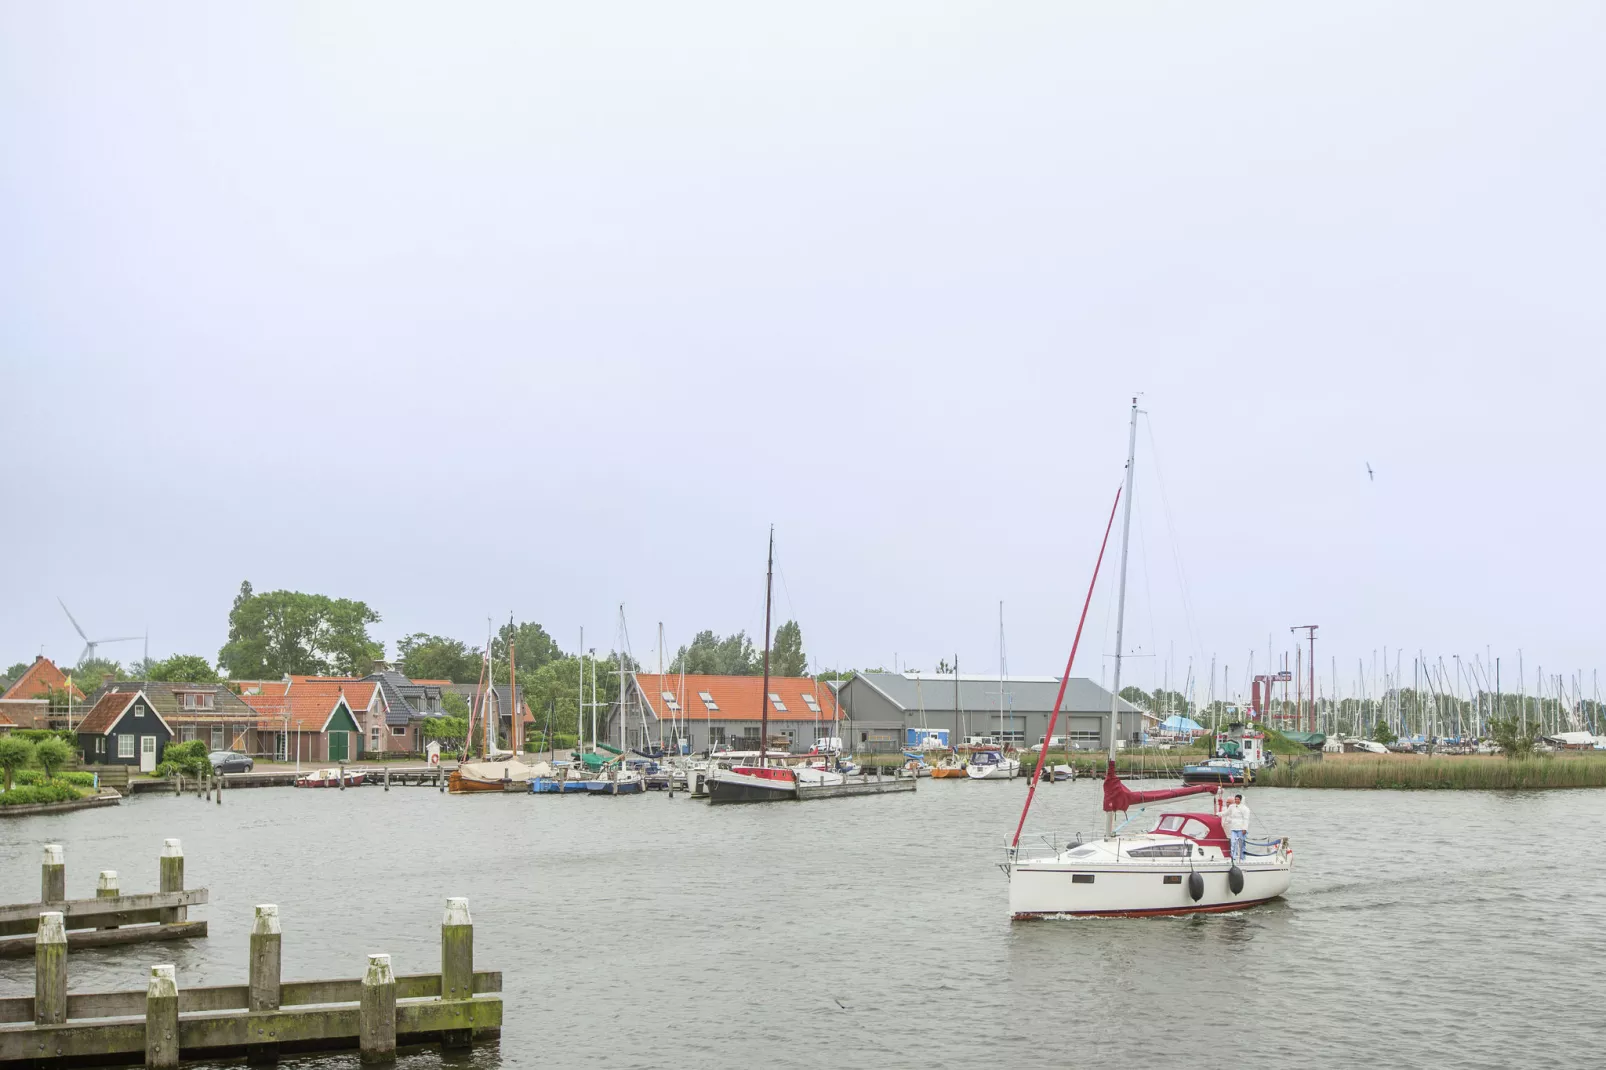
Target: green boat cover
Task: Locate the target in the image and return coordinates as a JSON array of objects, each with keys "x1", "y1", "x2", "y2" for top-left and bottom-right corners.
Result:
[{"x1": 1281, "y1": 731, "x2": 1328, "y2": 749}]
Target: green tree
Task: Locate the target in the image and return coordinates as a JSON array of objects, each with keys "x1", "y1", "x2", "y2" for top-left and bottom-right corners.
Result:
[
  {"x1": 4, "y1": 661, "x2": 29, "y2": 682},
  {"x1": 0, "y1": 736, "x2": 34, "y2": 791},
  {"x1": 33, "y1": 737, "x2": 74, "y2": 780},
  {"x1": 398, "y1": 635, "x2": 483, "y2": 683},
  {"x1": 768, "y1": 620, "x2": 806, "y2": 677},
  {"x1": 1488, "y1": 716, "x2": 1538, "y2": 758},
  {"x1": 218, "y1": 581, "x2": 382, "y2": 678},
  {"x1": 1118, "y1": 686, "x2": 1152, "y2": 710},
  {"x1": 491, "y1": 622, "x2": 565, "y2": 682},
  {"x1": 148, "y1": 655, "x2": 220, "y2": 683},
  {"x1": 1371, "y1": 720, "x2": 1398, "y2": 744},
  {"x1": 441, "y1": 691, "x2": 471, "y2": 718},
  {"x1": 671, "y1": 630, "x2": 760, "y2": 675}
]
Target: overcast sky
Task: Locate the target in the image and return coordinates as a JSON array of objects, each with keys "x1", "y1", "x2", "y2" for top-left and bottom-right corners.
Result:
[{"x1": 3, "y1": 2, "x2": 1602, "y2": 701}]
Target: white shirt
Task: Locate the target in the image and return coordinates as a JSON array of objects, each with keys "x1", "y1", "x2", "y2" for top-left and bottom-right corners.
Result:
[{"x1": 1221, "y1": 802, "x2": 1251, "y2": 833}]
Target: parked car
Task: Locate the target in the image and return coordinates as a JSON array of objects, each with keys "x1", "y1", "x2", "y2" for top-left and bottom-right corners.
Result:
[{"x1": 209, "y1": 750, "x2": 254, "y2": 774}]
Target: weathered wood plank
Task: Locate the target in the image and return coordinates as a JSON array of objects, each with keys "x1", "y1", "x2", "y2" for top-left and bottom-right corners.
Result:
[
  {"x1": 0, "y1": 890, "x2": 209, "y2": 930},
  {"x1": 0, "y1": 922, "x2": 207, "y2": 959},
  {"x1": 0, "y1": 1019, "x2": 147, "y2": 1062},
  {"x1": 0, "y1": 972, "x2": 498, "y2": 1024}
]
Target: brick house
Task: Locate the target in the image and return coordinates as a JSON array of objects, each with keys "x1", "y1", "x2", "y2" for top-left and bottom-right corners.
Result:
[
  {"x1": 84, "y1": 680, "x2": 261, "y2": 755},
  {"x1": 240, "y1": 680, "x2": 367, "y2": 763},
  {"x1": 0, "y1": 655, "x2": 85, "y2": 729},
  {"x1": 75, "y1": 690, "x2": 172, "y2": 770}
]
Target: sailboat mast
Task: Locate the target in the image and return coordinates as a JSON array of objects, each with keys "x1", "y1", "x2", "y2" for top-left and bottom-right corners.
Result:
[
  {"x1": 1107, "y1": 396, "x2": 1141, "y2": 768},
  {"x1": 508, "y1": 613, "x2": 517, "y2": 756},
  {"x1": 759, "y1": 526, "x2": 774, "y2": 768},
  {"x1": 618, "y1": 605, "x2": 627, "y2": 753},
  {"x1": 953, "y1": 655, "x2": 960, "y2": 750},
  {"x1": 758, "y1": 526, "x2": 770, "y2": 761}
]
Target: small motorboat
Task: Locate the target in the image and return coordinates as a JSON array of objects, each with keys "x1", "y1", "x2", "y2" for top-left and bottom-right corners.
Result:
[
  {"x1": 706, "y1": 762, "x2": 843, "y2": 803},
  {"x1": 295, "y1": 768, "x2": 365, "y2": 788},
  {"x1": 931, "y1": 752, "x2": 968, "y2": 779},
  {"x1": 1181, "y1": 757, "x2": 1255, "y2": 785},
  {"x1": 966, "y1": 748, "x2": 1021, "y2": 780}
]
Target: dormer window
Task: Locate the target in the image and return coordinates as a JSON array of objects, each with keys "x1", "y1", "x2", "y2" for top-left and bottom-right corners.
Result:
[
  {"x1": 661, "y1": 691, "x2": 681, "y2": 712},
  {"x1": 179, "y1": 691, "x2": 215, "y2": 711},
  {"x1": 769, "y1": 693, "x2": 787, "y2": 713},
  {"x1": 698, "y1": 691, "x2": 719, "y2": 712},
  {"x1": 802, "y1": 694, "x2": 821, "y2": 713}
]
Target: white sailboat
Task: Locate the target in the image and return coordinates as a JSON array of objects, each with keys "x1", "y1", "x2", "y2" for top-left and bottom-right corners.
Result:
[
  {"x1": 1003, "y1": 398, "x2": 1294, "y2": 918},
  {"x1": 969, "y1": 605, "x2": 1021, "y2": 780}
]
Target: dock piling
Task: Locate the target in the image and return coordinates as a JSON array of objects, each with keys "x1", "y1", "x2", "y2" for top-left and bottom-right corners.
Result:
[
  {"x1": 173, "y1": 774, "x2": 182, "y2": 796},
  {"x1": 248, "y1": 905, "x2": 281, "y2": 1011},
  {"x1": 384, "y1": 767, "x2": 390, "y2": 792},
  {"x1": 41, "y1": 845, "x2": 65, "y2": 904},
  {"x1": 35, "y1": 912, "x2": 67, "y2": 1025},
  {"x1": 359, "y1": 954, "x2": 397, "y2": 1063},
  {"x1": 97, "y1": 871, "x2": 120, "y2": 930},
  {"x1": 159, "y1": 840, "x2": 185, "y2": 924},
  {"x1": 440, "y1": 897, "x2": 473, "y2": 1049},
  {"x1": 144, "y1": 965, "x2": 178, "y2": 1070},
  {"x1": 217, "y1": 773, "x2": 223, "y2": 805}
]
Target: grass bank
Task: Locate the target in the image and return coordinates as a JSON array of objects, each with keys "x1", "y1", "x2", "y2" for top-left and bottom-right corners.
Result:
[{"x1": 1256, "y1": 754, "x2": 1606, "y2": 790}]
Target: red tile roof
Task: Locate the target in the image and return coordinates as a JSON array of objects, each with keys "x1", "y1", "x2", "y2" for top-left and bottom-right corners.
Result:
[
  {"x1": 75, "y1": 690, "x2": 169, "y2": 735},
  {"x1": 1, "y1": 657, "x2": 84, "y2": 702},
  {"x1": 632, "y1": 674, "x2": 841, "y2": 724},
  {"x1": 240, "y1": 680, "x2": 376, "y2": 732},
  {"x1": 410, "y1": 679, "x2": 454, "y2": 686}
]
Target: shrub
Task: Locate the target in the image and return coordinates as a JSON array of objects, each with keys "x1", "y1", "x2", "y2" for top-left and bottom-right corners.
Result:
[
  {"x1": 0, "y1": 735, "x2": 35, "y2": 791},
  {"x1": 0, "y1": 783, "x2": 86, "y2": 806},
  {"x1": 33, "y1": 737, "x2": 74, "y2": 780},
  {"x1": 16, "y1": 729, "x2": 76, "y2": 745},
  {"x1": 153, "y1": 740, "x2": 210, "y2": 778},
  {"x1": 14, "y1": 769, "x2": 96, "y2": 788}
]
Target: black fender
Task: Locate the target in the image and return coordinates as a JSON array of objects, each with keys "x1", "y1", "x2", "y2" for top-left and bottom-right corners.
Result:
[
  {"x1": 1187, "y1": 871, "x2": 1205, "y2": 902},
  {"x1": 1228, "y1": 865, "x2": 1245, "y2": 895}
]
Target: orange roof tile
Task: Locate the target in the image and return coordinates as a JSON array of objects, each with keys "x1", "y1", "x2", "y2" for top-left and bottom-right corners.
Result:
[
  {"x1": 75, "y1": 689, "x2": 169, "y2": 735},
  {"x1": 240, "y1": 680, "x2": 375, "y2": 732},
  {"x1": 410, "y1": 679, "x2": 453, "y2": 686},
  {"x1": 632, "y1": 674, "x2": 841, "y2": 724},
  {"x1": 2, "y1": 657, "x2": 85, "y2": 702}
]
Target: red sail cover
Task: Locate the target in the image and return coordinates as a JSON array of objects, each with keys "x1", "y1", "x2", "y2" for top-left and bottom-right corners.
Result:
[{"x1": 1102, "y1": 760, "x2": 1217, "y2": 813}]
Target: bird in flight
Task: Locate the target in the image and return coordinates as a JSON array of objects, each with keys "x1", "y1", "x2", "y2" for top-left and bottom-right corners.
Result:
[{"x1": 1366, "y1": 462, "x2": 1374, "y2": 482}]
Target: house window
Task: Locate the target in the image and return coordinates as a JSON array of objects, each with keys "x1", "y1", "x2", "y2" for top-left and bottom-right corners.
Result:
[
  {"x1": 180, "y1": 726, "x2": 197, "y2": 743},
  {"x1": 179, "y1": 692, "x2": 215, "y2": 711},
  {"x1": 709, "y1": 727, "x2": 727, "y2": 745},
  {"x1": 698, "y1": 691, "x2": 719, "y2": 711},
  {"x1": 370, "y1": 727, "x2": 381, "y2": 749},
  {"x1": 660, "y1": 691, "x2": 681, "y2": 713},
  {"x1": 391, "y1": 725, "x2": 405, "y2": 736},
  {"x1": 740, "y1": 725, "x2": 761, "y2": 745},
  {"x1": 95, "y1": 737, "x2": 105, "y2": 756},
  {"x1": 133, "y1": 704, "x2": 145, "y2": 718},
  {"x1": 769, "y1": 693, "x2": 787, "y2": 713},
  {"x1": 210, "y1": 726, "x2": 225, "y2": 750},
  {"x1": 117, "y1": 735, "x2": 135, "y2": 758},
  {"x1": 802, "y1": 694, "x2": 820, "y2": 713}
]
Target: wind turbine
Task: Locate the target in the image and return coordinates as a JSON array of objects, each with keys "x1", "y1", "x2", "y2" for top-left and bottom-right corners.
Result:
[{"x1": 58, "y1": 598, "x2": 142, "y2": 665}]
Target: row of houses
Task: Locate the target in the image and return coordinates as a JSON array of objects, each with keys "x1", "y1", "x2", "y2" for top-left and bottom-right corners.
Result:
[
  {"x1": 1, "y1": 656, "x2": 530, "y2": 768},
  {"x1": 601, "y1": 670, "x2": 1146, "y2": 753}
]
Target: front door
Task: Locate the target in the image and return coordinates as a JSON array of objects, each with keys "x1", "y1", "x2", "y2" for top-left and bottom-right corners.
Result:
[
  {"x1": 328, "y1": 731, "x2": 347, "y2": 762},
  {"x1": 140, "y1": 736, "x2": 157, "y2": 772}
]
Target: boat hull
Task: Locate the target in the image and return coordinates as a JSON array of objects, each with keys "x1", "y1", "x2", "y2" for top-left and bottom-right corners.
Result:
[
  {"x1": 931, "y1": 767, "x2": 968, "y2": 779},
  {"x1": 707, "y1": 773, "x2": 797, "y2": 804},
  {"x1": 967, "y1": 762, "x2": 1020, "y2": 780},
  {"x1": 1181, "y1": 766, "x2": 1255, "y2": 785},
  {"x1": 1008, "y1": 857, "x2": 1292, "y2": 919}
]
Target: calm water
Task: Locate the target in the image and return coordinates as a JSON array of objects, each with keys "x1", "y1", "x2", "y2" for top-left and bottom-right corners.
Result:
[{"x1": 3, "y1": 780, "x2": 1602, "y2": 1069}]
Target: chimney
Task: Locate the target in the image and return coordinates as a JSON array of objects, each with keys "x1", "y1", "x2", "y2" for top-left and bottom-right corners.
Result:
[
  {"x1": 371, "y1": 658, "x2": 391, "y2": 675},
  {"x1": 102, "y1": 674, "x2": 115, "y2": 689}
]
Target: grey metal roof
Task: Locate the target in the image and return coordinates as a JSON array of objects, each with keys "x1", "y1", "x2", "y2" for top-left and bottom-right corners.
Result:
[
  {"x1": 366, "y1": 671, "x2": 420, "y2": 726},
  {"x1": 848, "y1": 672, "x2": 1140, "y2": 717}
]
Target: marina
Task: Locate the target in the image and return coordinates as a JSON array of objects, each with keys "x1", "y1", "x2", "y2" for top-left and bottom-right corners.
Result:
[{"x1": 1, "y1": 783, "x2": 1599, "y2": 1068}]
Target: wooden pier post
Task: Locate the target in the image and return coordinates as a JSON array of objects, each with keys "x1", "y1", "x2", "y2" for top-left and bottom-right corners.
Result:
[
  {"x1": 245, "y1": 904, "x2": 281, "y2": 1064},
  {"x1": 359, "y1": 953, "x2": 397, "y2": 1063},
  {"x1": 384, "y1": 766, "x2": 391, "y2": 791},
  {"x1": 249, "y1": 905, "x2": 281, "y2": 1011},
  {"x1": 339, "y1": 761, "x2": 346, "y2": 791},
  {"x1": 440, "y1": 897, "x2": 473, "y2": 1049},
  {"x1": 97, "y1": 870, "x2": 120, "y2": 930},
  {"x1": 34, "y1": 912, "x2": 67, "y2": 1025},
  {"x1": 41, "y1": 844, "x2": 65, "y2": 904},
  {"x1": 217, "y1": 772, "x2": 223, "y2": 805},
  {"x1": 174, "y1": 773, "x2": 183, "y2": 796},
  {"x1": 145, "y1": 964, "x2": 179, "y2": 1070},
  {"x1": 159, "y1": 839, "x2": 185, "y2": 924}
]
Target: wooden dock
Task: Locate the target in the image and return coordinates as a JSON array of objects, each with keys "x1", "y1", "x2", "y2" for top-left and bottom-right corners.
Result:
[
  {"x1": 128, "y1": 765, "x2": 451, "y2": 795},
  {"x1": 0, "y1": 842, "x2": 207, "y2": 958},
  {"x1": 798, "y1": 773, "x2": 918, "y2": 800},
  {"x1": 0, "y1": 898, "x2": 501, "y2": 1067}
]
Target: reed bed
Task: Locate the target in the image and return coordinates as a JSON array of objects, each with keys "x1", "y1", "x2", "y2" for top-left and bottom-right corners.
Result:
[{"x1": 1256, "y1": 755, "x2": 1606, "y2": 790}]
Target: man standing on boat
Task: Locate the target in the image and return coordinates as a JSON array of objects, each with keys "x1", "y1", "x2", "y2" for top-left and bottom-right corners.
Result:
[{"x1": 1222, "y1": 793, "x2": 1251, "y2": 861}]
